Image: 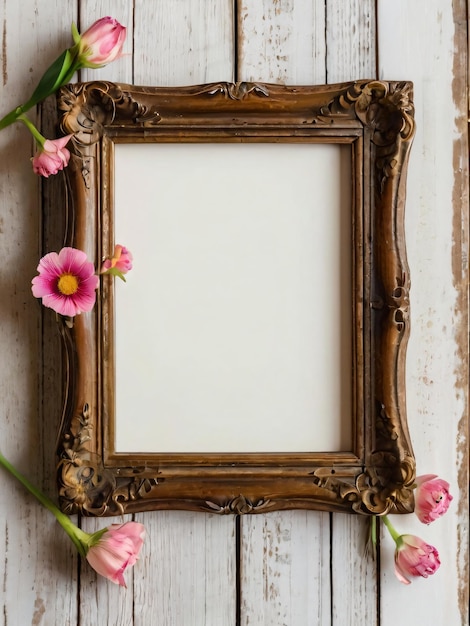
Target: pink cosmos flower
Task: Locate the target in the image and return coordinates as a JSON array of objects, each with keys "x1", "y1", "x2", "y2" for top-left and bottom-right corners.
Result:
[
  {"x1": 414, "y1": 474, "x2": 453, "y2": 524},
  {"x1": 77, "y1": 17, "x2": 126, "y2": 67},
  {"x1": 86, "y1": 522, "x2": 145, "y2": 587},
  {"x1": 100, "y1": 244, "x2": 133, "y2": 281},
  {"x1": 32, "y1": 135, "x2": 73, "y2": 178},
  {"x1": 31, "y1": 247, "x2": 99, "y2": 317},
  {"x1": 394, "y1": 534, "x2": 440, "y2": 585}
]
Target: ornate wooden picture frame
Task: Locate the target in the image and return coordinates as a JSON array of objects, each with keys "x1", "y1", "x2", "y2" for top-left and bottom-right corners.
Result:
[{"x1": 55, "y1": 80, "x2": 416, "y2": 517}]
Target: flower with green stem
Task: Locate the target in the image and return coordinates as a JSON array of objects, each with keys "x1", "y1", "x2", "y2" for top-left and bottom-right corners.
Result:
[
  {"x1": 382, "y1": 515, "x2": 440, "y2": 584},
  {"x1": 17, "y1": 112, "x2": 73, "y2": 177},
  {"x1": 0, "y1": 450, "x2": 144, "y2": 586},
  {"x1": 0, "y1": 17, "x2": 126, "y2": 132}
]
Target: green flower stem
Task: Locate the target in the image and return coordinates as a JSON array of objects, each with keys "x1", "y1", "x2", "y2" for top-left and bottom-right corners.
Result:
[
  {"x1": 16, "y1": 113, "x2": 46, "y2": 147},
  {"x1": 0, "y1": 106, "x2": 24, "y2": 131},
  {"x1": 0, "y1": 46, "x2": 81, "y2": 132},
  {"x1": 382, "y1": 515, "x2": 401, "y2": 544},
  {"x1": 370, "y1": 515, "x2": 377, "y2": 549},
  {"x1": 0, "y1": 450, "x2": 90, "y2": 557}
]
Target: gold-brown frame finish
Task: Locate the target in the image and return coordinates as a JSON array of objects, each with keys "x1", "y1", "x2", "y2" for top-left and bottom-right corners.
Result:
[{"x1": 55, "y1": 80, "x2": 415, "y2": 517}]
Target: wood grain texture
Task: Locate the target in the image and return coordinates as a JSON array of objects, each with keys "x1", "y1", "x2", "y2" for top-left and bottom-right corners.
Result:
[
  {"x1": 325, "y1": 0, "x2": 376, "y2": 82},
  {"x1": 133, "y1": 1, "x2": 234, "y2": 86},
  {"x1": 377, "y1": 0, "x2": 469, "y2": 623},
  {"x1": 330, "y1": 515, "x2": 377, "y2": 625},
  {"x1": 0, "y1": 3, "x2": 79, "y2": 625},
  {"x1": 240, "y1": 512, "x2": 331, "y2": 626},
  {"x1": 238, "y1": 0, "x2": 326, "y2": 83},
  {"x1": 133, "y1": 512, "x2": 236, "y2": 626}
]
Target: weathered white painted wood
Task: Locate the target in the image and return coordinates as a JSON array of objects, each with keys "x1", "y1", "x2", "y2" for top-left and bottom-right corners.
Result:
[
  {"x1": 132, "y1": 511, "x2": 236, "y2": 626},
  {"x1": 133, "y1": 1, "x2": 234, "y2": 86},
  {"x1": 325, "y1": 5, "x2": 379, "y2": 624},
  {"x1": 238, "y1": 0, "x2": 326, "y2": 84},
  {"x1": 325, "y1": 0, "x2": 376, "y2": 83},
  {"x1": 0, "y1": 2, "x2": 79, "y2": 625},
  {"x1": 330, "y1": 515, "x2": 378, "y2": 625},
  {"x1": 378, "y1": 0, "x2": 469, "y2": 624},
  {"x1": 240, "y1": 512, "x2": 331, "y2": 626}
]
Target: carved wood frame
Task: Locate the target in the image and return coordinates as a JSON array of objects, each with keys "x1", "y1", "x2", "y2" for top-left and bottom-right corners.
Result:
[{"x1": 55, "y1": 80, "x2": 416, "y2": 516}]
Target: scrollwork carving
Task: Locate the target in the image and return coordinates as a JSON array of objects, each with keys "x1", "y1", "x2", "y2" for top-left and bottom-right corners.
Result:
[
  {"x1": 206, "y1": 81, "x2": 270, "y2": 100},
  {"x1": 58, "y1": 81, "x2": 161, "y2": 146},
  {"x1": 58, "y1": 403, "x2": 116, "y2": 515},
  {"x1": 312, "y1": 456, "x2": 415, "y2": 516},
  {"x1": 319, "y1": 80, "x2": 415, "y2": 190},
  {"x1": 204, "y1": 495, "x2": 273, "y2": 515}
]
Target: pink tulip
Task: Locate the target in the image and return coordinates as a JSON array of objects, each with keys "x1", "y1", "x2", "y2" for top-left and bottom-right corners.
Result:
[
  {"x1": 0, "y1": 452, "x2": 146, "y2": 586},
  {"x1": 32, "y1": 247, "x2": 99, "y2": 317},
  {"x1": 86, "y1": 522, "x2": 145, "y2": 587},
  {"x1": 101, "y1": 244, "x2": 133, "y2": 275},
  {"x1": 77, "y1": 17, "x2": 126, "y2": 67},
  {"x1": 394, "y1": 534, "x2": 440, "y2": 585},
  {"x1": 414, "y1": 474, "x2": 453, "y2": 524},
  {"x1": 32, "y1": 135, "x2": 73, "y2": 178}
]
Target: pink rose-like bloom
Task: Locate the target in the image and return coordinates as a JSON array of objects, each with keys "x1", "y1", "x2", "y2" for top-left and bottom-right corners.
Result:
[
  {"x1": 101, "y1": 244, "x2": 133, "y2": 274},
  {"x1": 78, "y1": 17, "x2": 126, "y2": 66},
  {"x1": 32, "y1": 135, "x2": 73, "y2": 178},
  {"x1": 394, "y1": 534, "x2": 440, "y2": 585},
  {"x1": 86, "y1": 522, "x2": 145, "y2": 587},
  {"x1": 414, "y1": 474, "x2": 453, "y2": 524},
  {"x1": 31, "y1": 247, "x2": 99, "y2": 317}
]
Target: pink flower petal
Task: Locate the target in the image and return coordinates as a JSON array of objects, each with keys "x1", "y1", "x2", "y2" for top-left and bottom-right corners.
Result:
[
  {"x1": 86, "y1": 522, "x2": 145, "y2": 587},
  {"x1": 414, "y1": 474, "x2": 453, "y2": 524},
  {"x1": 31, "y1": 246, "x2": 99, "y2": 317}
]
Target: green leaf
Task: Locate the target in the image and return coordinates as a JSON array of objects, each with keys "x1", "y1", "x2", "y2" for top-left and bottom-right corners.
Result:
[
  {"x1": 71, "y1": 22, "x2": 81, "y2": 45},
  {"x1": 103, "y1": 267, "x2": 127, "y2": 282},
  {"x1": 25, "y1": 48, "x2": 75, "y2": 109}
]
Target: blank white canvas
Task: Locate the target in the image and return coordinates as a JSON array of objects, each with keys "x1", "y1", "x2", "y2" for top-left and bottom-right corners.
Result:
[{"x1": 113, "y1": 142, "x2": 352, "y2": 453}]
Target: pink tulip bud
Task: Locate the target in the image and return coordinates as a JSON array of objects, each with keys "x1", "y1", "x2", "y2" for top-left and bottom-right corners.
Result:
[
  {"x1": 414, "y1": 474, "x2": 453, "y2": 524},
  {"x1": 101, "y1": 244, "x2": 133, "y2": 274},
  {"x1": 31, "y1": 135, "x2": 73, "y2": 178},
  {"x1": 394, "y1": 534, "x2": 440, "y2": 584},
  {"x1": 77, "y1": 17, "x2": 126, "y2": 67},
  {"x1": 86, "y1": 522, "x2": 145, "y2": 587}
]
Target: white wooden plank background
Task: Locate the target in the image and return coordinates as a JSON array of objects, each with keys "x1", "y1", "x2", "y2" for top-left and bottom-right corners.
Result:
[
  {"x1": 0, "y1": 3, "x2": 79, "y2": 625},
  {"x1": 378, "y1": 1, "x2": 468, "y2": 622},
  {"x1": 0, "y1": 1, "x2": 467, "y2": 625}
]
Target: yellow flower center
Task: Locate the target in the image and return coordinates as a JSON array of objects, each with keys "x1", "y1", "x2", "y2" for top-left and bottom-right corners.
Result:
[{"x1": 57, "y1": 273, "x2": 79, "y2": 296}]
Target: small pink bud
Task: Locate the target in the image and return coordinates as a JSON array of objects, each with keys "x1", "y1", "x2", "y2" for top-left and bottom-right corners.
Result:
[
  {"x1": 414, "y1": 474, "x2": 453, "y2": 524},
  {"x1": 78, "y1": 17, "x2": 126, "y2": 66},
  {"x1": 394, "y1": 534, "x2": 440, "y2": 584},
  {"x1": 86, "y1": 522, "x2": 145, "y2": 587},
  {"x1": 101, "y1": 244, "x2": 133, "y2": 276},
  {"x1": 31, "y1": 135, "x2": 73, "y2": 178}
]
